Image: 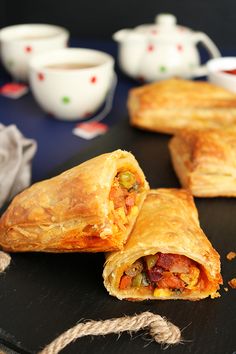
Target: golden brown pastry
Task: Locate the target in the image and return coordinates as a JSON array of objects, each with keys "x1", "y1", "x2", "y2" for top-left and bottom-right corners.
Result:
[
  {"x1": 128, "y1": 78, "x2": 236, "y2": 134},
  {"x1": 169, "y1": 129, "x2": 236, "y2": 197},
  {"x1": 0, "y1": 150, "x2": 149, "y2": 252},
  {"x1": 103, "y1": 189, "x2": 222, "y2": 301}
]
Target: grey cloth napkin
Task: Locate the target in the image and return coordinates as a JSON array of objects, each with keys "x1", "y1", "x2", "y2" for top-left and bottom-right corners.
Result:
[{"x1": 0, "y1": 124, "x2": 37, "y2": 209}]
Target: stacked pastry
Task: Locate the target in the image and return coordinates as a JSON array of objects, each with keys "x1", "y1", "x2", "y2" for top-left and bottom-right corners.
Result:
[
  {"x1": 128, "y1": 78, "x2": 236, "y2": 197},
  {"x1": 0, "y1": 149, "x2": 222, "y2": 301},
  {"x1": 128, "y1": 78, "x2": 236, "y2": 134},
  {"x1": 169, "y1": 129, "x2": 236, "y2": 197}
]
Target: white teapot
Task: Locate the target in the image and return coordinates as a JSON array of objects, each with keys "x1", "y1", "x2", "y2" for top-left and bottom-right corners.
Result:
[{"x1": 113, "y1": 14, "x2": 221, "y2": 81}]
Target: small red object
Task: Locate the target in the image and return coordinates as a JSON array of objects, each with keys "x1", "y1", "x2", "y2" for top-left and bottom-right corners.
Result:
[
  {"x1": 0, "y1": 82, "x2": 28, "y2": 98},
  {"x1": 76, "y1": 122, "x2": 108, "y2": 133},
  {"x1": 25, "y1": 46, "x2": 32, "y2": 53},
  {"x1": 222, "y1": 68, "x2": 236, "y2": 75},
  {"x1": 177, "y1": 44, "x2": 183, "y2": 52},
  {"x1": 90, "y1": 76, "x2": 97, "y2": 84},
  {"x1": 73, "y1": 121, "x2": 108, "y2": 139},
  {"x1": 147, "y1": 44, "x2": 154, "y2": 52},
  {"x1": 38, "y1": 73, "x2": 44, "y2": 81},
  {"x1": 147, "y1": 266, "x2": 163, "y2": 282}
]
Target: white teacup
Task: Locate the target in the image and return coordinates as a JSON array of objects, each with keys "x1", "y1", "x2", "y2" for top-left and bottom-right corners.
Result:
[
  {"x1": 0, "y1": 24, "x2": 69, "y2": 81},
  {"x1": 207, "y1": 57, "x2": 236, "y2": 93},
  {"x1": 29, "y1": 48, "x2": 115, "y2": 121}
]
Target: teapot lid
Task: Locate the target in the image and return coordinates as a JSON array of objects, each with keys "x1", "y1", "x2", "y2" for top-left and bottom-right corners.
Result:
[
  {"x1": 155, "y1": 14, "x2": 176, "y2": 26},
  {"x1": 135, "y1": 13, "x2": 192, "y2": 38}
]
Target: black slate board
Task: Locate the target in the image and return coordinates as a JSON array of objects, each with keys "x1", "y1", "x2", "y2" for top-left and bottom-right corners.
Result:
[{"x1": 0, "y1": 118, "x2": 235, "y2": 354}]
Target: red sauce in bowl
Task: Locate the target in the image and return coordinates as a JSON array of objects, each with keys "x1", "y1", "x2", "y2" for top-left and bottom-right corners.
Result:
[{"x1": 222, "y1": 69, "x2": 236, "y2": 75}]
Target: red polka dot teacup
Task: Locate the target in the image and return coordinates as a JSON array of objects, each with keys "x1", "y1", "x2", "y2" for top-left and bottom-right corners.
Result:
[
  {"x1": 29, "y1": 48, "x2": 115, "y2": 120},
  {"x1": 0, "y1": 24, "x2": 69, "y2": 81}
]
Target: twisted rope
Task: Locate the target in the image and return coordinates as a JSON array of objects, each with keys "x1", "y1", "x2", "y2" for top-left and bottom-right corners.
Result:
[
  {"x1": 0, "y1": 253, "x2": 182, "y2": 352},
  {"x1": 0, "y1": 251, "x2": 11, "y2": 272},
  {"x1": 39, "y1": 311, "x2": 181, "y2": 354}
]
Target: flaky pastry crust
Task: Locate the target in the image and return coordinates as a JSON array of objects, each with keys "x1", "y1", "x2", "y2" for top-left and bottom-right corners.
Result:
[
  {"x1": 169, "y1": 129, "x2": 236, "y2": 197},
  {"x1": 128, "y1": 78, "x2": 236, "y2": 134},
  {"x1": 0, "y1": 150, "x2": 149, "y2": 252},
  {"x1": 103, "y1": 189, "x2": 222, "y2": 300}
]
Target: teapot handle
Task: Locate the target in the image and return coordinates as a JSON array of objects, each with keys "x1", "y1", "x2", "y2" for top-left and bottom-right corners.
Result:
[{"x1": 192, "y1": 32, "x2": 221, "y2": 77}]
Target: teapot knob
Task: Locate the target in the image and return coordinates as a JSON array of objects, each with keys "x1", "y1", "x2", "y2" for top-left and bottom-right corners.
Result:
[{"x1": 155, "y1": 13, "x2": 177, "y2": 27}]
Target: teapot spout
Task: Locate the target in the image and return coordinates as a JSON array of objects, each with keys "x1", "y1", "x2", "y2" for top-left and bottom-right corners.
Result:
[
  {"x1": 113, "y1": 29, "x2": 144, "y2": 42},
  {"x1": 113, "y1": 29, "x2": 130, "y2": 42}
]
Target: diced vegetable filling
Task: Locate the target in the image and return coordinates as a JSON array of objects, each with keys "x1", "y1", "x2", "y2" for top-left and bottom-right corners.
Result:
[
  {"x1": 119, "y1": 253, "x2": 201, "y2": 296},
  {"x1": 109, "y1": 171, "x2": 141, "y2": 231}
]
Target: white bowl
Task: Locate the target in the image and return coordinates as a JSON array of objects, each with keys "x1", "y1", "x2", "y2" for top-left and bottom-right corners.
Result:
[
  {"x1": 207, "y1": 57, "x2": 236, "y2": 93},
  {"x1": 29, "y1": 48, "x2": 115, "y2": 121},
  {"x1": 0, "y1": 24, "x2": 69, "y2": 81}
]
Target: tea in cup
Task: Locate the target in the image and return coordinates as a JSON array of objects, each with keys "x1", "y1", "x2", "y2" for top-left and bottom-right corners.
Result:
[
  {"x1": 0, "y1": 24, "x2": 69, "y2": 81},
  {"x1": 29, "y1": 48, "x2": 115, "y2": 120}
]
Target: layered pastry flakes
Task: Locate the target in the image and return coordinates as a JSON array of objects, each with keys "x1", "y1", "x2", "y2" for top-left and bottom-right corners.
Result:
[
  {"x1": 0, "y1": 150, "x2": 149, "y2": 252},
  {"x1": 103, "y1": 189, "x2": 222, "y2": 301},
  {"x1": 169, "y1": 129, "x2": 236, "y2": 197},
  {"x1": 128, "y1": 78, "x2": 236, "y2": 134}
]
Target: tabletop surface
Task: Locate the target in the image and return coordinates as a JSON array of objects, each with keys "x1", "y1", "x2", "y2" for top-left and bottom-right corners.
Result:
[
  {"x1": 0, "y1": 119, "x2": 236, "y2": 354},
  {"x1": 0, "y1": 40, "x2": 235, "y2": 354}
]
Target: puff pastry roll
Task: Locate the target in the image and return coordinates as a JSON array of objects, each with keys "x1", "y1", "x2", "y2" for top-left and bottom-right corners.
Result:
[
  {"x1": 128, "y1": 78, "x2": 236, "y2": 134},
  {"x1": 0, "y1": 150, "x2": 149, "y2": 252},
  {"x1": 103, "y1": 189, "x2": 222, "y2": 301},
  {"x1": 169, "y1": 129, "x2": 236, "y2": 197}
]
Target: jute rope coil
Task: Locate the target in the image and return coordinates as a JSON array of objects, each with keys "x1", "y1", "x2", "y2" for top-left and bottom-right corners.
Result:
[
  {"x1": 0, "y1": 251, "x2": 11, "y2": 272},
  {"x1": 0, "y1": 253, "x2": 181, "y2": 353},
  {"x1": 39, "y1": 311, "x2": 181, "y2": 354}
]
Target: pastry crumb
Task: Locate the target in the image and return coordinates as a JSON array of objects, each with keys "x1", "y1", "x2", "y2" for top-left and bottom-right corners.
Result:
[
  {"x1": 226, "y1": 251, "x2": 236, "y2": 261},
  {"x1": 228, "y1": 278, "x2": 236, "y2": 289},
  {"x1": 211, "y1": 291, "x2": 221, "y2": 299},
  {"x1": 224, "y1": 287, "x2": 228, "y2": 292}
]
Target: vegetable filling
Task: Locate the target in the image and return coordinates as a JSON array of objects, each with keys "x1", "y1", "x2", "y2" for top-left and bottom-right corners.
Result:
[
  {"x1": 109, "y1": 171, "x2": 142, "y2": 231},
  {"x1": 119, "y1": 253, "x2": 202, "y2": 296}
]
